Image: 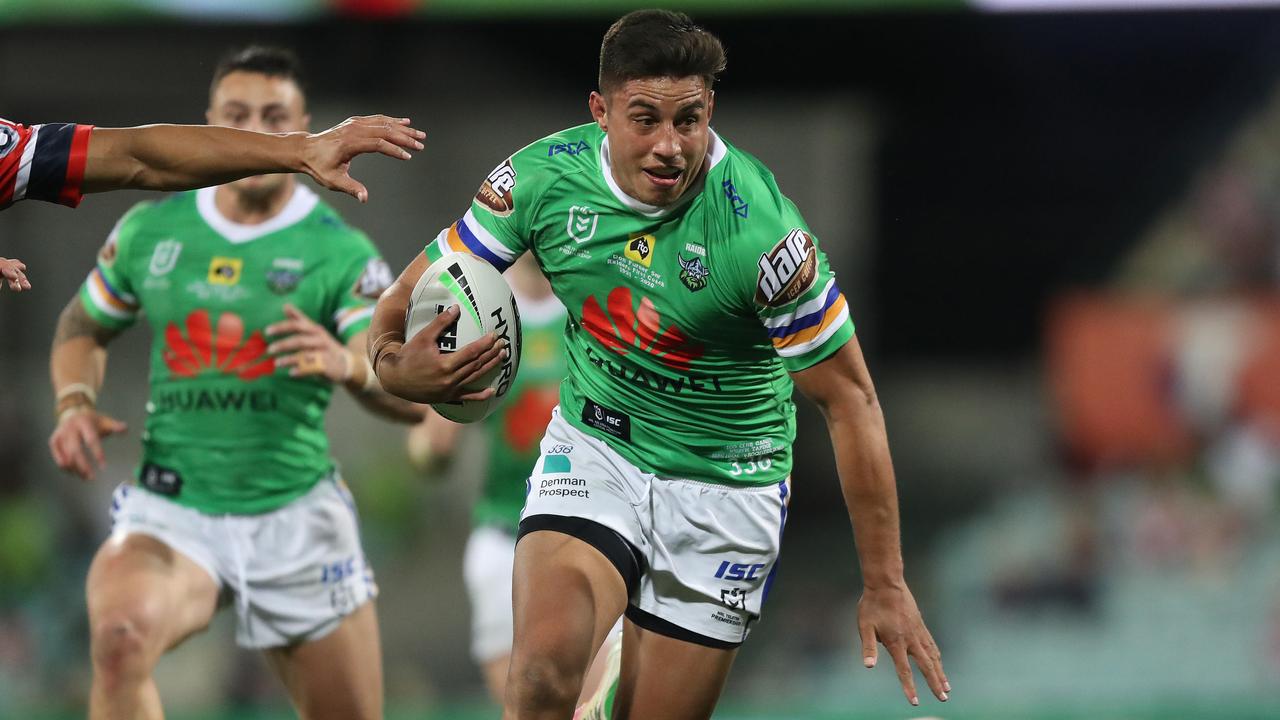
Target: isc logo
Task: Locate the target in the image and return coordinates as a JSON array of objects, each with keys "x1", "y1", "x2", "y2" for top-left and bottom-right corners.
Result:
[
  {"x1": 714, "y1": 561, "x2": 767, "y2": 582},
  {"x1": 755, "y1": 228, "x2": 817, "y2": 307}
]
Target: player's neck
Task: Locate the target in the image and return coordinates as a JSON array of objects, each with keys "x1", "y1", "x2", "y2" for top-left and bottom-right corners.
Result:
[{"x1": 214, "y1": 178, "x2": 297, "y2": 225}]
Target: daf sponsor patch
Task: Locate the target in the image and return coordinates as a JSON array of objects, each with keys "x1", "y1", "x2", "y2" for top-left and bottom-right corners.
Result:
[
  {"x1": 475, "y1": 159, "x2": 517, "y2": 217},
  {"x1": 755, "y1": 229, "x2": 817, "y2": 307},
  {"x1": 98, "y1": 237, "x2": 119, "y2": 267},
  {"x1": 354, "y1": 257, "x2": 393, "y2": 299}
]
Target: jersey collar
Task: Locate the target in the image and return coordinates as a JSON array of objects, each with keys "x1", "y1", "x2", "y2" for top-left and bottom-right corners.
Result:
[
  {"x1": 598, "y1": 127, "x2": 728, "y2": 219},
  {"x1": 196, "y1": 183, "x2": 318, "y2": 244}
]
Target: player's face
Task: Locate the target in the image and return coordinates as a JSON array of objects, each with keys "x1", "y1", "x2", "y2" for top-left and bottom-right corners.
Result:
[
  {"x1": 207, "y1": 71, "x2": 309, "y2": 199},
  {"x1": 590, "y1": 75, "x2": 714, "y2": 207}
]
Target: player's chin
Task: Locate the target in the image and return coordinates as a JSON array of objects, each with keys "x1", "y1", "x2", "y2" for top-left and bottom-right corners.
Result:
[{"x1": 229, "y1": 174, "x2": 287, "y2": 194}]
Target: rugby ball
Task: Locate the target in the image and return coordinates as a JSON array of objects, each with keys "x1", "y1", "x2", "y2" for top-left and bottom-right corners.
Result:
[{"x1": 405, "y1": 252, "x2": 522, "y2": 423}]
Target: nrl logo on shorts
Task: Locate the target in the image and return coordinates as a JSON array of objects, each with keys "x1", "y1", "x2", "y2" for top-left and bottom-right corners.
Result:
[
  {"x1": 148, "y1": 239, "x2": 182, "y2": 276},
  {"x1": 755, "y1": 228, "x2": 816, "y2": 307},
  {"x1": 678, "y1": 254, "x2": 709, "y2": 292},
  {"x1": 475, "y1": 159, "x2": 517, "y2": 217},
  {"x1": 720, "y1": 587, "x2": 748, "y2": 610}
]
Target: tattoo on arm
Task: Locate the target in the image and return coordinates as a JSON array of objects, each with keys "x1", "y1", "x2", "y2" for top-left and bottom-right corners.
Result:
[{"x1": 53, "y1": 297, "x2": 120, "y2": 347}]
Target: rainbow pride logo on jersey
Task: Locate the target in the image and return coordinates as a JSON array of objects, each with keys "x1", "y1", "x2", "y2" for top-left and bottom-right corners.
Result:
[
  {"x1": 163, "y1": 310, "x2": 275, "y2": 381},
  {"x1": 581, "y1": 287, "x2": 703, "y2": 372}
]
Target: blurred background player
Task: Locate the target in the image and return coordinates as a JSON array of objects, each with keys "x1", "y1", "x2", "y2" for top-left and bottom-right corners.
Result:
[
  {"x1": 45, "y1": 46, "x2": 431, "y2": 720},
  {"x1": 405, "y1": 255, "x2": 621, "y2": 713},
  {"x1": 0, "y1": 113, "x2": 425, "y2": 291},
  {"x1": 370, "y1": 9, "x2": 946, "y2": 719}
]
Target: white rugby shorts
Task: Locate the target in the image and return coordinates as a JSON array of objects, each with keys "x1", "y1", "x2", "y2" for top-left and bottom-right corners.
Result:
[
  {"x1": 519, "y1": 408, "x2": 791, "y2": 647},
  {"x1": 108, "y1": 475, "x2": 378, "y2": 649}
]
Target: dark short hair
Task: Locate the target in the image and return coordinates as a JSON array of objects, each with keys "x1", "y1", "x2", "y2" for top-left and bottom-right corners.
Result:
[
  {"x1": 210, "y1": 45, "x2": 307, "y2": 101},
  {"x1": 598, "y1": 10, "x2": 726, "y2": 94}
]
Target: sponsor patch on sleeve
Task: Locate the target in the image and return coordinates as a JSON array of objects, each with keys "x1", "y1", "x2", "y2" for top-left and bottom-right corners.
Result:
[
  {"x1": 354, "y1": 257, "x2": 393, "y2": 299},
  {"x1": 97, "y1": 234, "x2": 119, "y2": 267},
  {"x1": 475, "y1": 159, "x2": 517, "y2": 217},
  {"x1": 755, "y1": 229, "x2": 818, "y2": 307}
]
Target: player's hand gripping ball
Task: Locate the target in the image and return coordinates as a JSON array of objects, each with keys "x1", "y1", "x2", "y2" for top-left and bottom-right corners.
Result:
[{"x1": 405, "y1": 252, "x2": 522, "y2": 423}]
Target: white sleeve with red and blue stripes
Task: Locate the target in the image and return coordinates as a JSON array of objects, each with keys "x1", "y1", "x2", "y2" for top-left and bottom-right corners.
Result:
[{"x1": 0, "y1": 118, "x2": 93, "y2": 210}]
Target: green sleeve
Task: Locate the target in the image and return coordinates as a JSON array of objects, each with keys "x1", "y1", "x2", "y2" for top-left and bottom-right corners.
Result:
[
  {"x1": 737, "y1": 192, "x2": 855, "y2": 373},
  {"x1": 78, "y1": 203, "x2": 150, "y2": 330},
  {"x1": 423, "y1": 141, "x2": 559, "y2": 270},
  {"x1": 328, "y1": 233, "x2": 391, "y2": 343}
]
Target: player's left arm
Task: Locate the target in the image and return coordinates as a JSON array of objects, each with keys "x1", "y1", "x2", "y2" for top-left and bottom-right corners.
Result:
[
  {"x1": 83, "y1": 116, "x2": 425, "y2": 202},
  {"x1": 266, "y1": 304, "x2": 426, "y2": 423},
  {"x1": 790, "y1": 337, "x2": 949, "y2": 707}
]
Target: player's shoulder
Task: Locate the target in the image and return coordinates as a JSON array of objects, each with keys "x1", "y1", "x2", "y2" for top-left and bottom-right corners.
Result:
[
  {"x1": 510, "y1": 122, "x2": 602, "y2": 171},
  {"x1": 300, "y1": 186, "x2": 375, "y2": 250},
  {"x1": 704, "y1": 132, "x2": 793, "y2": 225},
  {"x1": 472, "y1": 123, "x2": 601, "y2": 223},
  {"x1": 111, "y1": 192, "x2": 194, "y2": 239},
  {"x1": 504, "y1": 124, "x2": 601, "y2": 188}
]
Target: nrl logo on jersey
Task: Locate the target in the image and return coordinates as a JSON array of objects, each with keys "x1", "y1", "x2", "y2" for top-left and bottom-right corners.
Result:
[
  {"x1": 567, "y1": 206, "x2": 599, "y2": 243},
  {"x1": 475, "y1": 159, "x2": 517, "y2": 217},
  {"x1": 678, "y1": 254, "x2": 710, "y2": 292},
  {"x1": 755, "y1": 228, "x2": 817, "y2": 307},
  {"x1": 149, "y1": 240, "x2": 182, "y2": 276}
]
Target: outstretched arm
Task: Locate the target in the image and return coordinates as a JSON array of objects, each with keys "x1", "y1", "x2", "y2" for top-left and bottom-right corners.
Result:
[
  {"x1": 83, "y1": 115, "x2": 425, "y2": 202},
  {"x1": 48, "y1": 297, "x2": 128, "y2": 480},
  {"x1": 791, "y1": 336, "x2": 949, "y2": 707}
]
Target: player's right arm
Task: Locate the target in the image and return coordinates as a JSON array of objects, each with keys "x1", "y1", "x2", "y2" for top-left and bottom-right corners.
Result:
[
  {"x1": 84, "y1": 115, "x2": 425, "y2": 202},
  {"x1": 47, "y1": 213, "x2": 143, "y2": 479},
  {"x1": 48, "y1": 297, "x2": 128, "y2": 481},
  {"x1": 367, "y1": 251, "x2": 505, "y2": 404},
  {"x1": 371, "y1": 149, "x2": 541, "y2": 402}
]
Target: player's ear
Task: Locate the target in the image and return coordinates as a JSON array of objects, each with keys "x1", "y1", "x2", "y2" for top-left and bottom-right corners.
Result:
[
  {"x1": 301, "y1": 113, "x2": 312, "y2": 133},
  {"x1": 589, "y1": 91, "x2": 608, "y2": 132},
  {"x1": 205, "y1": 107, "x2": 214, "y2": 125},
  {"x1": 707, "y1": 90, "x2": 715, "y2": 123}
]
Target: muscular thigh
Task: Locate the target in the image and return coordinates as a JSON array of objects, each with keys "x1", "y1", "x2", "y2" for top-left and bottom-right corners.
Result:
[
  {"x1": 264, "y1": 601, "x2": 382, "y2": 720},
  {"x1": 86, "y1": 532, "x2": 220, "y2": 654},
  {"x1": 612, "y1": 619, "x2": 737, "y2": 720}
]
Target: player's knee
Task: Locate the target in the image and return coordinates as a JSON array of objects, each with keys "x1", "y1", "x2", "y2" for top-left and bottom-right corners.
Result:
[
  {"x1": 507, "y1": 653, "x2": 585, "y2": 713},
  {"x1": 90, "y1": 612, "x2": 156, "y2": 682}
]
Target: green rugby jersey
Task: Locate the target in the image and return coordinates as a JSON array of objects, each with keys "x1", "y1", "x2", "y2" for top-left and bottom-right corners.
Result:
[
  {"x1": 425, "y1": 123, "x2": 853, "y2": 487},
  {"x1": 80, "y1": 185, "x2": 392, "y2": 514},
  {"x1": 473, "y1": 293, "x2": 567, "y2": 533}
]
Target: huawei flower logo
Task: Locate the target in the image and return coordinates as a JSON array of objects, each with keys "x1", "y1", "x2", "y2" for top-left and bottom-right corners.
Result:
[
  {"x1": 163, "y1": 309, "x2": 275, "y2": 381},
  {"x1": 581, "y1": 287, "x2": 703, "y2": 371}
]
